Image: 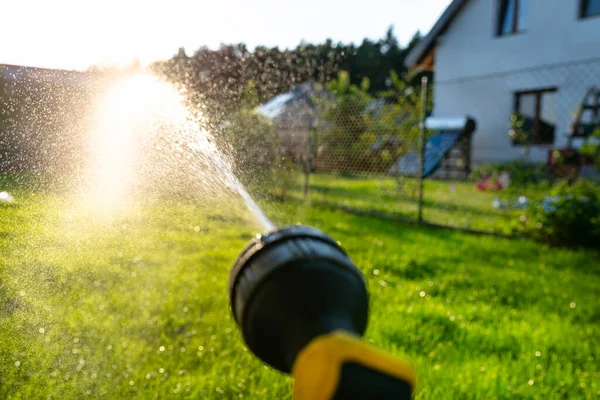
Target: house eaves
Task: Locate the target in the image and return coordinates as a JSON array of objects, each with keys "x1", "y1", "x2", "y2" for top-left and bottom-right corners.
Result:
[{"x1": 405, "y1": 0, "x2": 469, "y2": 70}]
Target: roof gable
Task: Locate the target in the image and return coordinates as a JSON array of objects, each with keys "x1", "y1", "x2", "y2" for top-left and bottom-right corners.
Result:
[{"x1": 405, "y1": 0, "x2": 470, "y2": 69}]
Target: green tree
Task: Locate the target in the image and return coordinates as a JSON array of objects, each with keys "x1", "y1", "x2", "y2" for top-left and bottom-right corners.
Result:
[
  {"x1": 313, "y1": 69, "x2": 431, "y2": 175},
  {"x1": 315, "y1": 71, "x2": 373, "y2": 172}
]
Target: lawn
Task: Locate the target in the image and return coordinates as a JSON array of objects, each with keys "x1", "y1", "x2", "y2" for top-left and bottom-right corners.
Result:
[
  {"x1": 1, "y1": 177, "x2": 599, "y2": 399},
  {"x1": 284, "y1": 173, "x2": 547, "y2": 235}
]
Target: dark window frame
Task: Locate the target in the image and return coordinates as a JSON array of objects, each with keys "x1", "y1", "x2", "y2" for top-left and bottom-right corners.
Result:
[
  {"x1": 579, "y1": 0, "x2": 600, "y2": 19},
  {"x1": 497, "y1": 0, "x2": 526, "y2": 36},
  {"x1": 512, "y1": 88, "x2": 558, "y2": 146}
]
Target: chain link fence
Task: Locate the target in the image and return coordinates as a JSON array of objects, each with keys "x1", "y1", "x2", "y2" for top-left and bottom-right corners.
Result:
[
  {"x1": 264, "y1": 79, "x2": 425, "y2": 222},
  {"x1": 267, "y1": 60, "x2": 600, "y2": 235}
]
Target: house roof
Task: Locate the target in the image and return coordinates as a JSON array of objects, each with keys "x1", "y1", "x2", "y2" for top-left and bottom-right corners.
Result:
[
  {"x1": 257, "y1": 92, "x2": 296, "y2": 119},
  {"x1": 405, "y1": 0, "x2": 469, "y2": 70},
  {"x1": 256, "y1": 82, "x2": 322, "y2": 128}
]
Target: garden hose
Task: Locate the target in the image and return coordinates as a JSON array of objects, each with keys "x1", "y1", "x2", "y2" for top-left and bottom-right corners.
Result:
[{"x1": 228, "y1": 225, "x2": 416, "y2": 399}]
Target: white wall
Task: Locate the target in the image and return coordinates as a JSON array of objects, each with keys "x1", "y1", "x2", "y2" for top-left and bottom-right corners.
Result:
[
  {"x1": 435, "y1": 0, "x2": 600, "y2": 83},
  {"x1": 435, "y1": 60, "x2": 600, "y2": 163},
  {"x1": 432, "y1": 0, "x2": 600, "y2": 164}
]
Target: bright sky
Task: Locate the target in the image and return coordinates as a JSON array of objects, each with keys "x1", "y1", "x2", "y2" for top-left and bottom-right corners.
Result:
[{"x1": 1, "y1": 0, "x2": 451, "y2": 71}]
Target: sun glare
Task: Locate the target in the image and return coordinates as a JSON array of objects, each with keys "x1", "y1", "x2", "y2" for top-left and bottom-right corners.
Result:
[{"x1": 86, "y1": 73, "x2": 189, "y2": 210}]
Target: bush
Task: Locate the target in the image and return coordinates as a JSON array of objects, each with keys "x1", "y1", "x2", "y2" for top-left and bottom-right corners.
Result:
[
  {"x1": 519, "y1": 180, "x2": 600, "y2": 248},
  {"x1": 470, "y1": 161, "x2": 550, "y2": 188}
]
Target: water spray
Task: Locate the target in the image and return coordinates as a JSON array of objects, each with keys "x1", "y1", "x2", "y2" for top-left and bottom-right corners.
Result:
[{"x1": 229, "y1": 225, "x2": 416, "y2": 399}]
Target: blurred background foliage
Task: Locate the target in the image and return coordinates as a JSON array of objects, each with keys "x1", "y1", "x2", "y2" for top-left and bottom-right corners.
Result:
[{"x1": 150, "y1": 26, "x2": 428, "y2": 123}]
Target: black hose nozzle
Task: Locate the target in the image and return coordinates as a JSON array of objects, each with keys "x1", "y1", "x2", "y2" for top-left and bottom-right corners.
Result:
[{"x1": 228, "y1": 225, "x2": 369, "y2": 373}]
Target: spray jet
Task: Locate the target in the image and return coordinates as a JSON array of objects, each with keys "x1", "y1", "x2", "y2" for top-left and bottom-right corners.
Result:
[{"x1": 229, "y1": 225, "x2": 416, "y2": 399}]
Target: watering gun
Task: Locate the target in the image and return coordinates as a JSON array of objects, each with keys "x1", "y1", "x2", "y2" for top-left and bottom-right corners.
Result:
[{"x1": 228, "y1": 226, "x2": 416, "y2": 399}]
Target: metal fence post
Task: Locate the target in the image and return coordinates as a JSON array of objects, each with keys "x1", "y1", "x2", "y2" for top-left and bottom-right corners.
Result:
[
  {"x1": 303, "y1": 130, "x2": 311, "y2": 201},
  {"x1": 417, "y1": 77, "x2": 428, "y2": 224}
]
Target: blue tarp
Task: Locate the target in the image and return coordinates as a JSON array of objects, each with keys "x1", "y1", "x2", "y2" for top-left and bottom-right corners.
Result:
[{"x1": 395, "y1": 131, "x2": 460, "y2": 178}]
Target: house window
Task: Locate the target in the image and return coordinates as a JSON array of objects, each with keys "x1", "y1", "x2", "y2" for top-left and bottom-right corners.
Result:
[
  {"x1": 498, "y1": 0, "x2": 529, "y2": 36},
  {"x1": 580, "y1": 0, "x2": 600, "y2": 18},
  {"x1": 512, "y1": 88, "x2": 557, "y2": 146}
]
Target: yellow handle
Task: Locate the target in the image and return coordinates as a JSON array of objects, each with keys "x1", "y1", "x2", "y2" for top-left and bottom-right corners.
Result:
[{"x1": 292, "y1": 331, "x2": 416, "y2": 399}]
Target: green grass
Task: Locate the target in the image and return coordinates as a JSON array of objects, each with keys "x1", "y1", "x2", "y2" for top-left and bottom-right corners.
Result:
[
  {"x1": 284, "y1": 173, "x2": 547, "y2": 234},
  {"x1": 1, "y1": 177, "x2": 599, "y2": 399}
]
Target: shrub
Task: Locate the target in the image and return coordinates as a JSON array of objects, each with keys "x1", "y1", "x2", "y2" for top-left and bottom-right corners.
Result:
[{"x1": 519, "y1": 180, "x2": 600, "y2": 248}]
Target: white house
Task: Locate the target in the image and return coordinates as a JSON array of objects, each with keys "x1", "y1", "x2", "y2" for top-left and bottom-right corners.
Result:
[{"x1": 406, "y1": 0, "x2": 600, "y2": 165}]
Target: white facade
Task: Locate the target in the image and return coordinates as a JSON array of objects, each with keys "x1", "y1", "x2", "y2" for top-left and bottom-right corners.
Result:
[{"x1": 428, "y1": 0, "x2": 600, "y2": 164}]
